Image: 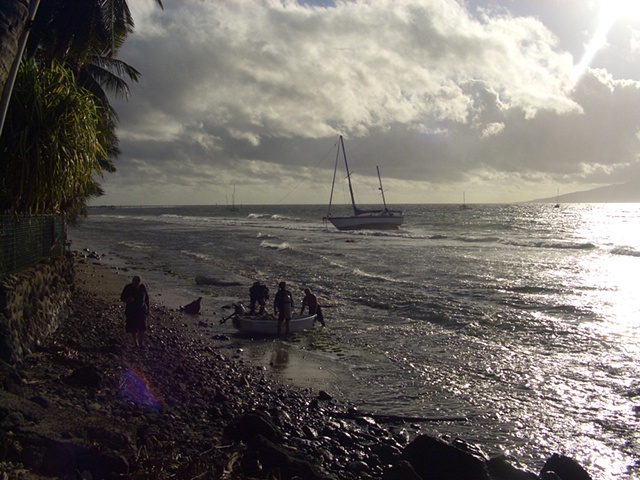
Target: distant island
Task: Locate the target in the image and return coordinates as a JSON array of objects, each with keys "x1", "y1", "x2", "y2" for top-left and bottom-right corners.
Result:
[{"x1": 530, "y1": 181, "x2": 640, "y2": 203}]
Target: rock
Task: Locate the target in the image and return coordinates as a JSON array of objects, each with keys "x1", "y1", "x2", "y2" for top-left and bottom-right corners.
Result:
[
  {"x1": 370, "y1": 442, "x2": 402, "y2": 466},
  {"x1": 318, "y1": 390, "x2": 333, "y2": 401},
  {"x1": 347, "y1": 460, "x2": 371, "y2": 473},
  {"x1": 247, "y1": 434, "x2": 328, "y2": 480},
  {"x1": 63, "y1": 365, "x2": 102, "y2": 388},
  {"x1": 399, "y1": 434, "x2": 490, "y2": 480},
  {"x1": 541, "y1": 454, "x2": 592, "y2": 480},
  {"x1": 0, "y1": 359, "x2": 23, "y2": 393},
  {"x1": 540, "y1": 472, "x2": 563, "y2": 480},
  {"x1": 224, "y1": 411, "x2": 283, "y2": 443},
  {"x1": 383, "y1": 459, "x2": 423, "y2": 480},
  {"x1": 486, "y1": 456, "x2": 538, "y2": 479},
  {"x1": 180, "y1": 297, "x2": 202, "y2": 314}
]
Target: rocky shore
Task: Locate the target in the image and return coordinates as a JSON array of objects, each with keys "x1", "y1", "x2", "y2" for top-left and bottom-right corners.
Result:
[{"x1": 0, "y1": 258, "x2": 594, "y2": 479}]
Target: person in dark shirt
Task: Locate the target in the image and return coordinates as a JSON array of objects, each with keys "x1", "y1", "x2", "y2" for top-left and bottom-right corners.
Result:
[
  {"x1": 120, "y1": 275, "x2": 150, "y2": 348},
  {"x1": 273, "y1": 281, "x2": 293, "y2": 336},
  {"x1": 249, "y1": 281, "x2": 269, "y2": 315},
  {"x1": 301, "y1": 288, "x2": 325, "y2": 327}
]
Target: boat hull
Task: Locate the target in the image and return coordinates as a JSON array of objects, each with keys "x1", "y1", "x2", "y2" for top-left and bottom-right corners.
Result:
[
  {"x1": 232, "y1": 314, "x2": 317, "y2": 335},
  {"x1": 328, "y1": 214, "x2": 404, "y2": 231}
]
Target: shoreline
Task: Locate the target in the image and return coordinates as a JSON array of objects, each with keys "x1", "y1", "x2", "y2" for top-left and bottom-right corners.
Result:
[
  {"x1": 73, "y1": 252, "x2": 355, "y2": 396},
  {"x1": 0, "y1": 255, "x2": 595, "y2": 479}
]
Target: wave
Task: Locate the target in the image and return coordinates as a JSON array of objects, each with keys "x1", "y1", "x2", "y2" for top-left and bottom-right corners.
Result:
[
  {"x1": 351, "y1": 268, "x2": 408, "y2": 285},
  {"x1": 457, "y1": 235, "x2": 501, "y2": 243},
  {"x1": 502, "y1": 239, "x2": 597, "y2": 250},
  {"x1": 180, "y1": 250, "x2": 215, "y2": 262},
  {"x1": 247, "y1": 212, "x2": 302, "y2": 223},
  {"x1": 117, "y1": 240, "x2": 151, "y2": 251},
  {"x1": 259, "y1": 240, "x2": 291, "y2": 251},
  {"x1": 610, "y1": 246, "x2": 640, "y2": 257}
]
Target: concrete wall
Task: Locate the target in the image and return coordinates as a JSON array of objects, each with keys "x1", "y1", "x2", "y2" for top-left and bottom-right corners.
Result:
[{"x1": 0, "y1": 254, "x2": 74, "y2": 363}]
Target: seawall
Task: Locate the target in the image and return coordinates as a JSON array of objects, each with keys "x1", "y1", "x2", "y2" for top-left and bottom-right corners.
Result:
[{"x1": 0, "y1": 255, "x2": 74, "y2": 363}]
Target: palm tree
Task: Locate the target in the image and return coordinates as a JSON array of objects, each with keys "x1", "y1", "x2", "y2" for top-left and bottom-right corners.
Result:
[
  {"x1": 0, "y1": 58, "x2": 107, "y2": 220},
  {"x1": 26, "y1": 0, "x2": 164, "y2": 174},
  {"x1": 0, "y1": 0, "x2": 40, "y2": 137},
  {"x1": 0, "y1": 0, "x2": 163, "y2": 217}
]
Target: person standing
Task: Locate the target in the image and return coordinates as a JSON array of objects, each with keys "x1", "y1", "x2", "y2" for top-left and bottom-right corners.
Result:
[
  {"x1": 274, "y1": 281, "x2": 293, "y2": 336},
  {"x1": 120, "y1": 275, "x2": 150, "y2": 348},
  {"x1": 301, "y1": 287, "x2": 325, "y2": 327},
  {"x1": 249, "y1": 281, "x2": 269, "y2": 315}
]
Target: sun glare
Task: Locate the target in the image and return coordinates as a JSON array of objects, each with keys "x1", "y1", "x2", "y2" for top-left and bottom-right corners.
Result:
[
  {"x1": 606, "y1": 0, "x2": 640, "y2": 20},
  {"x1": 574, "y1": 0, "x2": 640, "y2": 80}
]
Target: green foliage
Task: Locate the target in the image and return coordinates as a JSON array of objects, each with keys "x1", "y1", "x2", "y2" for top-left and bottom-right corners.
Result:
[
  {"x1": 1, "y1": 0, "x2": 164, "y2": 219},
  {"x1": 0, "y1": 59, "x2": 106, "y2": 219}
]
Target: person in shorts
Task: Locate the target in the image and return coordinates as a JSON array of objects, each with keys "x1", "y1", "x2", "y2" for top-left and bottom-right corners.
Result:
[{"x1": 120, "y1": 275, "x2": 150, "y2": 348}]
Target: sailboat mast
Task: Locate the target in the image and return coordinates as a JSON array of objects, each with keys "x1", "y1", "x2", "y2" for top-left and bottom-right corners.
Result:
[
  {"x1": 376, "y1": 166, "x2": 389, "y2": 211},
  {"x1": 327, "y1": 140, "x2": 341, "y2": 217},
  {"x1": 339, "y1": 136, "x2": 359, "y2": 216}
]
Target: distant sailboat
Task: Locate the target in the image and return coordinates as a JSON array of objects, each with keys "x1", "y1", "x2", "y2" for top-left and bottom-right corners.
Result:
[
  {"x1": 227, "y1": 184, "x2": 239, "y2": 212},
  {"x1": 554, "y1": 188, "x2": 560, "y2": 208},
  {"x1": 460, "y1": 191, "x2": 472, "y2": 210}
]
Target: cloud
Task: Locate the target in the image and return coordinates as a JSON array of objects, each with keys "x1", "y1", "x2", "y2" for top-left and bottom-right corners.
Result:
[{"x1": 99, "y1": 0, "x2": 640, "y2": 205}]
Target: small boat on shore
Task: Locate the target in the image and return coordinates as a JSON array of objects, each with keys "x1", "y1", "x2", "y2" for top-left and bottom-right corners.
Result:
[{"x1": 232, "y1": 313, "x2": 317, "y2": 335}]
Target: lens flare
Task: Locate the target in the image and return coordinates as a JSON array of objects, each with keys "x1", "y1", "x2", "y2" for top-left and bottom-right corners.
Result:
[{"x1": 120, "y1": 366, "x2": 163, "y2": 410}]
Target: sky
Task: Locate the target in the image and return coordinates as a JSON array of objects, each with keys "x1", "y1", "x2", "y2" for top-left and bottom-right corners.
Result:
[{"x1": 96, "y1": 0, "x2": 640, "y2": 206}]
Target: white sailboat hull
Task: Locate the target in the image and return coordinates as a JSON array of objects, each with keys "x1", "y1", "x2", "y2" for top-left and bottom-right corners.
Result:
[{"x1": 327, "y1": 214, "x2": 404, "y2": 231}]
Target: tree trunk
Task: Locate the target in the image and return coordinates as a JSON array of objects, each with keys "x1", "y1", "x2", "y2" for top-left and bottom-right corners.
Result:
[{"x1": 0, "y1": 0, "x2": 30, "y2": 102}]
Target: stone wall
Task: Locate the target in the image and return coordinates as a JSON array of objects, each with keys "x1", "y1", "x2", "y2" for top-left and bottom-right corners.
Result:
[{"x1": 0, "y1": 254, "x2": 74, "y2": 363}]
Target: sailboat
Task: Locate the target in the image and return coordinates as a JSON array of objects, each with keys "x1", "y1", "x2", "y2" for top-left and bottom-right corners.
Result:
[
  {"x1": 227, "y1": 184, "x2": 239, "y2": 212},
  {"x1": 554, "y1": 188, "x2": 560, "y2": 208},
  {"x1": 324, "y1": 136, "x2": 404, "y2": 231},
  {"x1": 459, "y1": 191, "x2": 472, "y2": 210}
]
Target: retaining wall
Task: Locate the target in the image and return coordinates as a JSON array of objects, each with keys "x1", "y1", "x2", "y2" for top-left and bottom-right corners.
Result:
[{"x1": 0, "y1": 255, "x2": 74, "y2": 363}]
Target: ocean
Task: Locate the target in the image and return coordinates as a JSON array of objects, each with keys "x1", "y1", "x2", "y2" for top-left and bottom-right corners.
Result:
[{"x1": 68, "y1": 203, "x2": 640, "y2": 479}]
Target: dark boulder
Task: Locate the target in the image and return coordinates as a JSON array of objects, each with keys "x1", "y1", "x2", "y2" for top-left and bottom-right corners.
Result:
[
  {"x1": 399, "y1": 434, "x2": 490, "y2": 480},
  {"x1": 541, "y1": 454, "x2": 592, "y2": 480},
  {"x1": 383, "y1": 459, "x2": 423, "y2": 480},
  {"x1": 247, "y1": 433, "x2": 329, "y2": 480},
  {"x1": 180, "y1": 297, "x2": 202, "y2": 314},
  {"x1": 486, "y1": 456, "x2": 538, "y2": 479},
  {"x1": 224, "y1": 411, "x2": 283, "y2": 443}
]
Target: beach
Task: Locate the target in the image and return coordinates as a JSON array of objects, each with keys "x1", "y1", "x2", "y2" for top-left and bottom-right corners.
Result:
[
  {"x1": 58, "y1": 203, "x2": 640, "y2": 479},
  {"x1": 0, "y1": 257, "x2": 411, "y2": 479},
  {"x1": 0, "y1": 255, "x2": 598, "y2": 479},
  {"x1": 78, "y1": 255, "x2": 352, "y2": 392}
]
